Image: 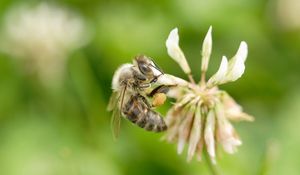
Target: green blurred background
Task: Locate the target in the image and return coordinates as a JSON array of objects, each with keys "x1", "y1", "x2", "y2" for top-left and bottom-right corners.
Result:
[{"x1": 0, "y1": 0, "x2": 299, "y2": 174}]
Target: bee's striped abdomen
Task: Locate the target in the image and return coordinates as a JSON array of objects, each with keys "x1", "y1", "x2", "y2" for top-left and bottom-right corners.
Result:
[{"x1": 123, "y1": 95, "x2": 167, "y2": 132}]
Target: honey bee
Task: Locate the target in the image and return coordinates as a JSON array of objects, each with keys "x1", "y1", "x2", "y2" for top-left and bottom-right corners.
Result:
[{"x1": 107, "y1": 55, "x2": 170, "y2": 138}]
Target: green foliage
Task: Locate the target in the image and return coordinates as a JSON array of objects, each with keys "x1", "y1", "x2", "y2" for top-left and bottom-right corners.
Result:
[{"x1": 0, "y1": 0, "x2": 299, "y2": 174}]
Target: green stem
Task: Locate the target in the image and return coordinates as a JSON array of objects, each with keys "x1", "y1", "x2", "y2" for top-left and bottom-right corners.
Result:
[
  {"x1": 204, "y1": 151, "x2": 222, "y2": 175},
  {"x1": 257, "y1": 140, "x2": 278, "y2": 175}
]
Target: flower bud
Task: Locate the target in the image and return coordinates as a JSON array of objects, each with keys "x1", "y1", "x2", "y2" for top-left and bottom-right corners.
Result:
[
  {"x1": 207, "y1": 56, "x2": 228, "y2": 87},
  {"x1": 207, "y1": 42, "x2": 248, "y2": 86},
  {"x1": 187, "y1": 103, "x2": 202, "y2": 161},
  {"x1": 201, "y1": 26, "x2": 212, "y2": 72},
  {"x1": 223, "y1": 41, "x2": 248, "y2": 83},
  {"x1": 177, "y1": 105, "x2": 195, "y2": 154},
  {"x1": 166, "y1": 28, "x2": 191, "y2": 74},
  {"x1": 204, "y1": 109, "x2": 216, "y2": 164}
]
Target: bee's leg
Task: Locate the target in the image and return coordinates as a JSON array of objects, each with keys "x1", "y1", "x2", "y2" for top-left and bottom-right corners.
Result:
[
  {"x1": 148, "y1": 85, "x2": 178, "y2": 107},
  {"x1": 138, "y1": 83, "x2": 151, "y2": 89},
  {"x1": 137, "y1": 94, "x2": 152, "y2": 108},
  {"x1": 150, "y1": 77, "x2": 157, "y2": 83},
  {"x1": 131, "y1": 68, "x2": 151, "y2": 89},
  {"x1": 147, "y1": 85, "x2": 172, "y2": 97}
]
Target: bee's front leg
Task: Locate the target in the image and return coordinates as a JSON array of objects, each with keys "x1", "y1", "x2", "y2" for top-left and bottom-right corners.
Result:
[
  {"x1": 138, "y1": 83, "x2": 151, "y2": 89},
  {"x1": 147, "y1": 85, "x2": 172, "y2": 97}
]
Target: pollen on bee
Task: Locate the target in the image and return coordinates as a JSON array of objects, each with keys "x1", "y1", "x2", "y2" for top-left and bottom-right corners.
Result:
[{"x1": 152, "y1": 93, "x2": 167, "y2": 107}]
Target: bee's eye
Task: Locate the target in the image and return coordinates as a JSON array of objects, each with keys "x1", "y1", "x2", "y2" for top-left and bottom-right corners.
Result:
[{"x1": 139, "y1": 64, "x2": 151, "y2": 74}]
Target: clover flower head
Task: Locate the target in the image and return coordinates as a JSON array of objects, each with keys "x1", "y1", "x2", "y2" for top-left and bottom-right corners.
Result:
[{"x1": 160, "y1": 26, "x2": 254, "y2": 164}]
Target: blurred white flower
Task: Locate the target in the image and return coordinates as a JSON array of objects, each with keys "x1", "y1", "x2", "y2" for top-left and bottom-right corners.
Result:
[
  {"x1": 0, "y1": 2, "x2": 90, "y2": 85},
  {"x1": 161, "y1": 26, "x2": 253, "y2": 164},
  {"x1": 276, "y1": 0, "x2": 300, "y2": 30}
]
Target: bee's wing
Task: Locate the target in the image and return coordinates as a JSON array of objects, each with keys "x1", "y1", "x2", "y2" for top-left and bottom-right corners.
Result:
[
  {"x1": 110, "y1": 85, "x2": 127, "y2": 140},
  {"x1": 107, "y1": 91, "x2": 119, "y2": 111},
  {"x1": 111, "y1": 104, "x2": 121, "y2": 140}
]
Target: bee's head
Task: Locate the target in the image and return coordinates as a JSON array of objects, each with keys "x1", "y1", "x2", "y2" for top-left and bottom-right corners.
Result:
[{"x1": 134, "y1": 55, "x2": 164, "y2": 82}]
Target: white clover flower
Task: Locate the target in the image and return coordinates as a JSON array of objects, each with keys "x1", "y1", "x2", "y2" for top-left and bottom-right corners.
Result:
[
  {"x1": 161, "y1": 26, "x2": 253, "y2": 164},
  {"x1": 276, "y1": 0, "x2": 300, "y2": 30},
  {"x1": 0, "y1": 2, "x2": 90, "y2": 85}
]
